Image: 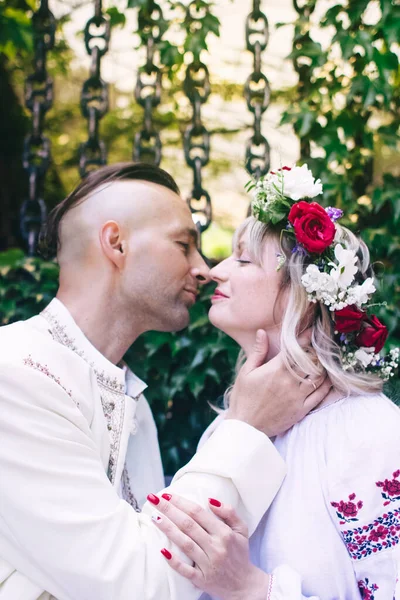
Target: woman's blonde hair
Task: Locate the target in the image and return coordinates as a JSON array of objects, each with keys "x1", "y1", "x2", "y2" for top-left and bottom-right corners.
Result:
[{"x1": 224, "y1": 216, "x2": 383, "y2": 405}]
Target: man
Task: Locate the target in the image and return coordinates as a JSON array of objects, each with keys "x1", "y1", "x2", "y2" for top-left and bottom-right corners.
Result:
[{"x1": 0, "y1": 163, "x2": 328, "y2": 599}]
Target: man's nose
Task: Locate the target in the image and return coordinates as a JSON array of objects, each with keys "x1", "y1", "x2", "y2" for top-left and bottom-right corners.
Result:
[{"x1": 191, "y1": 250, "x2": 211, "y2": 285}]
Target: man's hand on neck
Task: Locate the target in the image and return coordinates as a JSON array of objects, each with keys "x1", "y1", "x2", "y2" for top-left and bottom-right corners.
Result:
[{"x1": 226, "y1": 329, "x2": 333, "y2": 437}]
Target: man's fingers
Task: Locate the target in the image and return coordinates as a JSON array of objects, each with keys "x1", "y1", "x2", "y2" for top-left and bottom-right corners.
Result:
[
  {"x1": 208, "y1": 499, "x2": 249, "y2": 538},
  {"x1": 299, "y1": 371, "x2": 326, "y2": 392},
  {"x1": 303, "y1": 377, "x2": 333, "y2": 413},
  {"x1": 241, "y1": 330, "x2": 269, "y2": 375}
]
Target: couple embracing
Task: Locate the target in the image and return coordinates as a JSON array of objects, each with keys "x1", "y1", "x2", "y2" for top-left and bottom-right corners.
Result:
[{"x1": 0, "y1": 162, "x2": 399, "y2": 600}]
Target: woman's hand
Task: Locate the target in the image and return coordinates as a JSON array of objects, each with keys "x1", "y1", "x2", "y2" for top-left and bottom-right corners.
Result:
[{"x1": 147, "y1": 492, "x2": 270, "y2": 600}]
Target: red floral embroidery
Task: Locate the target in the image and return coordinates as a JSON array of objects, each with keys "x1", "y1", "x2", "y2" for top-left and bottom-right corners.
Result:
[
  {"x1": 331, "y1": 492, "x2": 364, "y2": 524},
  {"x1": 376, "y1": 470, "x2": 400, "y2": 506},
  {"x1": 342, "y1": 507, "x2": 400, "y2": 560},
  {"x1": 358, "y1": 578, "x2": 379, "y2": 600}
]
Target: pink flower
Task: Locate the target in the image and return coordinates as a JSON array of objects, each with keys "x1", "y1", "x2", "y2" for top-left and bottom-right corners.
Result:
[
  {"x1": 368, "y1": 525, "x2": 388, "y2": 542},
  {"x1": 383, "y1": 478, "x2": 400, "y2": 496}
]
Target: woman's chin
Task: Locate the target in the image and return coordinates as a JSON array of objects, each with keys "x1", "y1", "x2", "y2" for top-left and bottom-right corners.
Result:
[{"x1": 208, "y1": 305, "x2": 229, "y2": 333}]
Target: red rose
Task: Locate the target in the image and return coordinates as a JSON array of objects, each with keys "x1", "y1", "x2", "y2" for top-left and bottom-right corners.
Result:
[
  {"x1": 288, "y1": 201, "x2": 336, "y2": 254},
  {"x1": 340, "y1": 501, "x2": 358, "y2": 518},
  {"x1": 383, "y1": 478, "x2": 400, "y2": 496},
  {"x1": 335, "y1": 305, "x2": 367, "y2": 333},
  {"x1": 355, "y1": 314, "x2": 388, "y2": 353}
]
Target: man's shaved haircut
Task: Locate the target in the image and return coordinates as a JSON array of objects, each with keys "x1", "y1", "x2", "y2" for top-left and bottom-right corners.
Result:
[{"x1": 39, "y1": 162, "x2": 180, "y2": 259}]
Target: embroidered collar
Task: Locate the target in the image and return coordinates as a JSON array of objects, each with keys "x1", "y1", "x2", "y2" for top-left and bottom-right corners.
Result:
[{"x1": 41, "y1": 298, "x2": 147, "y2": 398}]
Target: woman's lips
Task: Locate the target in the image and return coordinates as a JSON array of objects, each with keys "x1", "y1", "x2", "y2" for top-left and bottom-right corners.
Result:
[{"x1": 211, "y1": 290, "x2": 229, "y2": 301}]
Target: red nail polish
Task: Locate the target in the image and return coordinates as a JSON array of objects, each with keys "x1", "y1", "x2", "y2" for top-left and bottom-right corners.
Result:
[
  {"x1": 161, "y1": 548, "x2": 172, "y2": 560},
  {"x1": 147, "y1": 493, "x2": 160, "y2": 505},
  {"x1": 162, "y1": 493, "x2": 172, "y2": 501},
  {"x1": 209, "y1": 498, "x2": 221, "y2": 507}
]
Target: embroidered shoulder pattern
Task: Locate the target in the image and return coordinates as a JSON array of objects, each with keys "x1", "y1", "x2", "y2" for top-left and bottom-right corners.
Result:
[
  {"x1": 342, "y1": 508, "x2": 400, "y2": 560},
  {"x1": 23, "y1": 355, "x2": 77, "y2": 405}
]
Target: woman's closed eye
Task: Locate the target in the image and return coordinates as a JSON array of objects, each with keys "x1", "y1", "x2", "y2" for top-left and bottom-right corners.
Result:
[{"x1": 235, "y1": 252, "x2": 252, "y2": 265}]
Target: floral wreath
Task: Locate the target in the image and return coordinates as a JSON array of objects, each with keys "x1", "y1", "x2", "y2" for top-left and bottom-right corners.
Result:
[{"x1": 246, "y1": 164, "x2": 399, "y2": 380}]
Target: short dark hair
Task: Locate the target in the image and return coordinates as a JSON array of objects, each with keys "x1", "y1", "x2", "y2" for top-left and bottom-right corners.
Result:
[{"x1": 39, "y1": 162, "x2": 180, "y2": 259}]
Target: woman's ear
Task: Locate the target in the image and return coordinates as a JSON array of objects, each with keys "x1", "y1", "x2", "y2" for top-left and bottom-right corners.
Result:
[{"x1": 99, "y1": 220, "x2": 126, "y2": 269}]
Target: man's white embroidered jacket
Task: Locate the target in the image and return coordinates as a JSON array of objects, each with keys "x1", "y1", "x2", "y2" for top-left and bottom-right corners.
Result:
[{"x1": 0, "y1": 298, "x2": 286, "y2": 600}]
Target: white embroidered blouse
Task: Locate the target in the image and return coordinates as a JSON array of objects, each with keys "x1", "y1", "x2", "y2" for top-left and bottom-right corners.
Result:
[{"x1": 199, "y1": 392, "x2": 400, "y2": 600}]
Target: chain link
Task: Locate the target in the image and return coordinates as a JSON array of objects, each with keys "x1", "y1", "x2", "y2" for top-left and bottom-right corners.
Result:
[
  {"x1": 183, "y1": 5, "x2": 212, "y2": 239},
  {"x1": 21, "y1": 0, "x2": 55, "y2": 255},
  {"x1": 133, "y1": 1, "x2": 164, "y2": 165},
  {"x1": 79, "y1": 0, "x2": 110, "y2": 177},
  {"x1": 244, "y1": 0, "x2": 271, "y2": 180},
  {"x1": 292, "y1": 0, "x2": 316, "y2": 158}
]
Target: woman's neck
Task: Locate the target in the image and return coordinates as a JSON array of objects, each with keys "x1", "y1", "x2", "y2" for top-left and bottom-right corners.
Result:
[{"x1": 242, "y1": 327, "x2": 281, "y2": 362}]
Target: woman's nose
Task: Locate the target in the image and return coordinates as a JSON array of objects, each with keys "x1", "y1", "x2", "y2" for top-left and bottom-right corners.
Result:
[{"x1": 209, "y1": 258, "x2": 229, "y2": 282}]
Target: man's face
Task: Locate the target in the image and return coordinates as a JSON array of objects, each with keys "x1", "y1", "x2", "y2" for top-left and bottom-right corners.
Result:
[{"x1": 121, "y1": 186, "x2": 209, "y2": 332}]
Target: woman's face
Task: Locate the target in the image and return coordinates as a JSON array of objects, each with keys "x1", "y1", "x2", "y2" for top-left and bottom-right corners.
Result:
[{"x1": 208, "y1": 233, "x2": 286, "y2": 351}]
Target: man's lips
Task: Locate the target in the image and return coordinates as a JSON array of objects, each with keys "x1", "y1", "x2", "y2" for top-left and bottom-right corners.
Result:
[
  {"x1": 211, "y1": 289, "x2": 229, "y2": 300},
  {"x1": 183, "y1": 288, "x2": 198, "y2": 303}
]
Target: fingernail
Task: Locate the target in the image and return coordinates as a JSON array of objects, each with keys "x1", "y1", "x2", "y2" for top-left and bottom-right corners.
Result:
[
  {"x1": 147, "y1": 493, "x2": 160, "y2": 505},
  {"x1": 162, "y1": 493, "x2": 172, "y2": 501},
  {"x1": 161, "y1": 548, "x2": 172, "y2": 560},
  {"x1": 151, "y1": 514, "x2": 162, "y2": 522},
  {"x1": 209, "y1": 498, "x2": 221, "y2": 507}
]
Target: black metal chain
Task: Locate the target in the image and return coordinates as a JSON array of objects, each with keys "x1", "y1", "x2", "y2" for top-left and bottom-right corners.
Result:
[
  {"x1": 244, "y1": 0, "x2": 271, "y2": 179},
  {"x1": 292, "y1": 0, "x2": 317, "y2": 158},
  {"x1": 183, "y1": 4, "x2": 212, "y2": 240},
  {"x1": 79, "y1": 0, "x2": 110, "y2": 177},
  {"x1": 133, "y1": 1, "x2": 164, "y2": 165},
  {"x1": 21, "y1": 0, "x2": 55, "y2": 255}
]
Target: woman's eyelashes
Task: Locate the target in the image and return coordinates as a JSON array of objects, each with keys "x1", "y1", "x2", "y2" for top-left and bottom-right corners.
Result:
[
  {"x1": 236, "y1": 259, "x2": 251, "y2": 265},
  {"x1": 235, "y1": 252, "x2": 252, "y2": 265}
]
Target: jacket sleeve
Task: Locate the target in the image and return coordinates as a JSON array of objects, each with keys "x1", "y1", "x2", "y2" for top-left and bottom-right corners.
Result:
[{"x1": 0, "y1": 363, "x2": 285, "y2": 600}]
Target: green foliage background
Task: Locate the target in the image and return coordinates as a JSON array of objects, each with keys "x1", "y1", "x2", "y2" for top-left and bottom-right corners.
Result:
[{"x1": 1, "y1": 0, "x2": 399, "y2": 472}]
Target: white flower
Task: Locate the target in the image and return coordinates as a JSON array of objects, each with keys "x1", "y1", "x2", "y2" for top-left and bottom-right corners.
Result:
[
  {"x1": 270, "y1": 164, "x2": 323, "y2": 201},
  {"x1": 301, "y1": 265, "x2": 338, "y2": 306},
  {"x1": 329, "y1": 244, "x2": 358, "y2": 289},
  {"x1": 347, "y1": 277, "x2": 376, "y2": 307},
  {"x1": 301, "y1": 264, "x2": 322, "y2": 293},
  {"x1": 354, "y1": 347, "x2": 375, "y2": 368}
]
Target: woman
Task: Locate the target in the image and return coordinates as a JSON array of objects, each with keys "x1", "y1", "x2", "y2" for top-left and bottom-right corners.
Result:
[{"x1": 154, "y1": 164, "x2": 400, "y2": 599}]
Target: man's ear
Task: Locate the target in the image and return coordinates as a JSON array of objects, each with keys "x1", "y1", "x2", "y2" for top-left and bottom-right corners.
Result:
[{"x1": 99, "y1": 220, "x2": 126, "y2": 269}]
